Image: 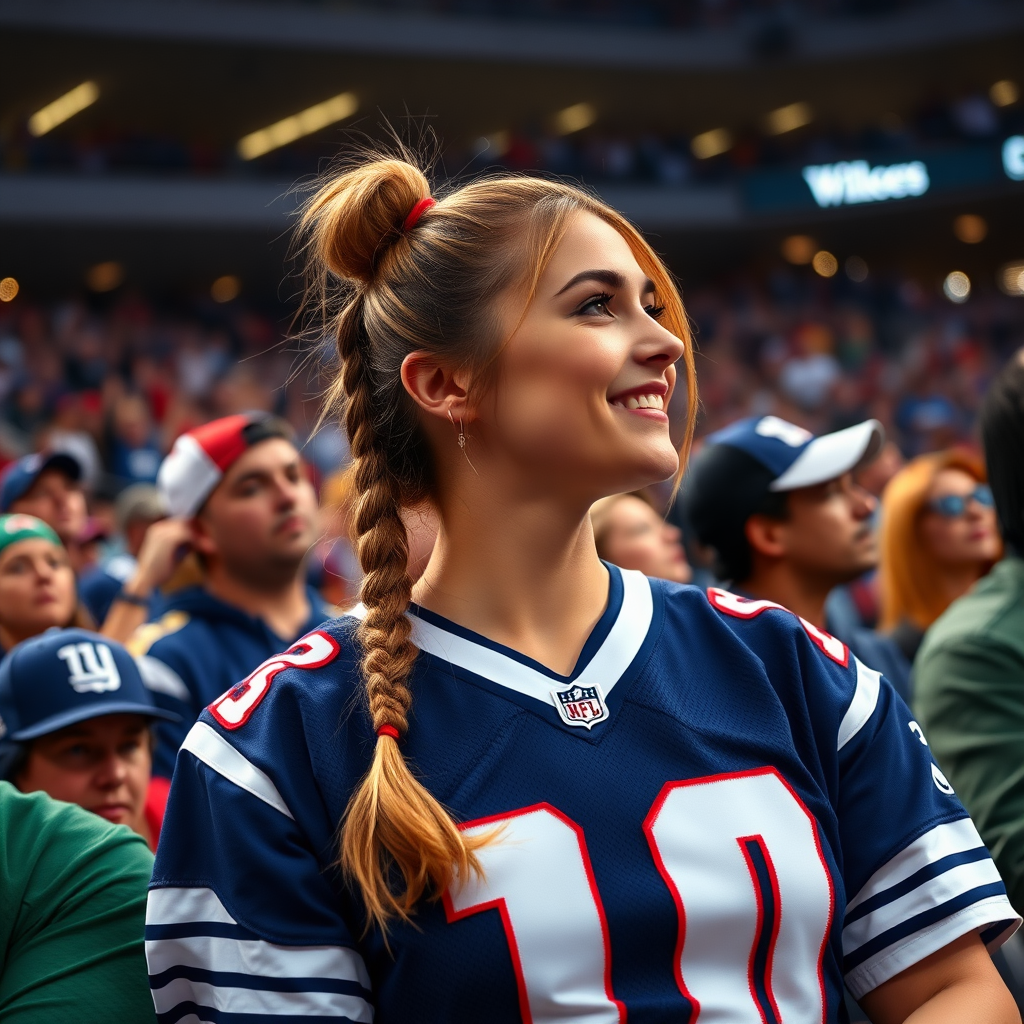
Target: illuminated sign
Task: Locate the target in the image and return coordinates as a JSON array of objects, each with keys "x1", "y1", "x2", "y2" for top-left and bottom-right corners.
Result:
[
  {"x1": 1004, "y1": 136, "x2": 1024, "y2": 181},
  {"x1": 801, "y1": 160, "x2": 930, "y2": 207}
]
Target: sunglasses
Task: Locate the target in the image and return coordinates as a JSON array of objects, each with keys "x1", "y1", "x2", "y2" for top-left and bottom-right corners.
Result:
[{"x1": 926, "y1": 485, "x2": 994, "y2": 518}]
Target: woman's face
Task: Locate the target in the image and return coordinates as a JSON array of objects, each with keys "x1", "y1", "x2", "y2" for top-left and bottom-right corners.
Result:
[
  {"x1": 919, "y1": 468, "x2": 1001, "y2": 570},
  {"x1": 16, "y1": 713, "x2": 152, "y2": 840},
  {"x1": 599, "y1": 496, "x2": 692, "y2": 584},
  {"x1": 0, "y1": 538, "x2": 76, "y2": 646},
  {"x1": 481, "y1": 213, "x2": 687, "y2": 502}
]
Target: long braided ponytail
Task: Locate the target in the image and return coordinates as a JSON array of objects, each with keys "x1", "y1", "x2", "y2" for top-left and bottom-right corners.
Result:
[{"x1": 299, "y1": 154, "x2": 696, "y2": 931}]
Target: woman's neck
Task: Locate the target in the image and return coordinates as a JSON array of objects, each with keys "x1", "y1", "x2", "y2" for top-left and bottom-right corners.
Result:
[{"x1": 412, "y1": 491, "x2": 610, "y2": 677}]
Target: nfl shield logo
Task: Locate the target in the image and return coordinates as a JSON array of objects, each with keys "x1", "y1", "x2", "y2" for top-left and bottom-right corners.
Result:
[{"x1": 551, "y1": 683, "x2": 608, "y2": 730}]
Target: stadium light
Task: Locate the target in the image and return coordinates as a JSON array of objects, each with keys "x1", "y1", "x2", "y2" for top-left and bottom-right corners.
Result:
[
  {"x1": 86, "y1": 261, "x2": 124, "y2": 293},
  {"x1": 553, "y1": 103, "x2": 597, "y2": 136},
  {"x1": 943, "y1": 271, "x2": 970, "y2": 304},
  {"x1": 812, "y1": 251, "x2": 838, "y2": 278},
  {"x1": 691, "y1": 128, "x2": 732, "y2": 160},
  {"x1": 28, "y1": 81, "x2": 99, "y2": 137},
  {"x1": 0, "y1": 278, "x2": 19, "y2": 302},
  {"x1": 953, "y1": 214, "x2": 987, "y2": 244},
  {"x1": 991, "y1": 80, "x2": 1019, "y2": 108},
  {"x1": 781, "y1": 235, "x2": 815, "y2": 265},
  {"x1": 999, "y1": 262, "x2": 1024, "y2": 297},
  {"x1": 238, "y1": 92, "x2": 358, "y2": 160},
  {"x1": 764, "y1": 102, "x2": 812, "y2": 136}
]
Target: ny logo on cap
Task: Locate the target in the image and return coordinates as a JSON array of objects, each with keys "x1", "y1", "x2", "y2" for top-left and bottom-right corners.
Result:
[{"x1": 57, "y1": 642, "x2": 121, "y2": 694}]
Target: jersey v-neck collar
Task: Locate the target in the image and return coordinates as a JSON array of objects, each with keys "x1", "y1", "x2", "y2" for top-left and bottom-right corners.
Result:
[{"x1": 348, "y1": 564, "x2": 658, "y2": 737}]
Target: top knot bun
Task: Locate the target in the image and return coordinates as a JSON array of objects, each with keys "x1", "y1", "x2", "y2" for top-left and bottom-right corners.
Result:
[{"x1": 302, "y1": 159, "x2": 431, "y2": 285}]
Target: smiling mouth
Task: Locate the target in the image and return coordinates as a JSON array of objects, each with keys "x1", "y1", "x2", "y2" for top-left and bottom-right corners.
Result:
[{"x1": 611, "y1": 392, "x2": 666, "y2": 411}]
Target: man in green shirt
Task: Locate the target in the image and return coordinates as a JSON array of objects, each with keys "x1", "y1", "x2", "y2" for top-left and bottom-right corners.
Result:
[
  {"x1": 0, "y1": 782, "x2": 156, "y2": 1022},
  {"x1": 915, "y1": 352, "x2": 1024, "y2": 914}
]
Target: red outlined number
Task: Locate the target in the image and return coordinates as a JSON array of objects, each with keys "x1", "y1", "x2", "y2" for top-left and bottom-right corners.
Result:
[
  {"x1": 707, "y1": 587, "x2": 849, "y2": 667},
  {"x1": 443, "y1": 804, "x2": 625, "y2": 1024},
  {"x1": 208, "y1": 631, "x2": 339, "y2": 729},
  {"x1": 445, "y1": 772, "x2": 834, "y2": 1023}
]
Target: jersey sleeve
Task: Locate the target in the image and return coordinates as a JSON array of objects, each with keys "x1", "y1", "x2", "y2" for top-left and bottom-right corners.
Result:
[
  {"x1": 147, "y1": 630, "x2": 374, "y2": 1023},
  {"x1": 705, "y1": 589, "x2": 1020, "y2": 999},
  {"x1": 835, "y1": 654, "x2": 1020, "y2": 997}
]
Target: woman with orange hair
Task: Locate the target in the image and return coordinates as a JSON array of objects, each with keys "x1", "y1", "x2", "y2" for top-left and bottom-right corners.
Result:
[{"x1": 879, "y1": 449, "x2": 1001, "y2": 662}]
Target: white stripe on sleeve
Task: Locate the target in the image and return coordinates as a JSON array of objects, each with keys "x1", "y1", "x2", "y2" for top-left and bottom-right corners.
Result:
[
  {"x1": 837, "y1": 657, "x2": 881, "y2": 751},
  {"x1": 845, "y1": 896, "x2": 1018, "y2": 999},
  {"x1": 846, "y1": 817, "x2": 986, "y2": 915},
  {"x1": 180, "y1": 721, "x2": 294, "y2": 820},
  {"x1": 150, "y1": 977, "x2": 374, "y2": 1021},
  {"x1": 843, "y1": 856, "x2": 1004, "y2": 953},
  {"x1": 147, "y1": 885, "x2": 236, "y2": 926}
]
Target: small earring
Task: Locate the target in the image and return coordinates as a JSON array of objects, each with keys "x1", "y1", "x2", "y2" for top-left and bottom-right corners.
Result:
[{"x1": 447, "y1": 409, "x2": 466, "y2": 450}]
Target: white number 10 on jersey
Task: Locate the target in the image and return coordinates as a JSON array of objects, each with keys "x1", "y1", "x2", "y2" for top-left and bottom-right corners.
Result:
[{"x1": 444, "y1": 768, "x2": 834, "y2": 1023}]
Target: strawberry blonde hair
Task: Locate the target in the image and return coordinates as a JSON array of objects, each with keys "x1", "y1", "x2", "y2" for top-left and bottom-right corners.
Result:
[
  {"x1": 878, "y1": 448, "x2": 999, "y2": 632},
  {"x1": 298, "y1": 155, "x2": 697, "y2": 931}
]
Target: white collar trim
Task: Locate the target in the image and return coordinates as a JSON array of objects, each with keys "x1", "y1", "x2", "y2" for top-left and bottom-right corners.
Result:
[{"x1": 348, "y1": 568, "x2": 653, "y2": 705}]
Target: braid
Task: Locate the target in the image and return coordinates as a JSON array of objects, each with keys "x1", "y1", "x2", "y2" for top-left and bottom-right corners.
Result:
[{"x1": 336, "y1": 295, "x2": 487, "y2": 931}]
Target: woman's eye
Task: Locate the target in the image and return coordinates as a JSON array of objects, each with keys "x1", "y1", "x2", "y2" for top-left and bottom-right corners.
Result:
[
  {"x1": 577, "y1": 293, "x2": 614, "y2": 317},
  {"x1": 645, "y1": 304, "x2": 666, "y2": 320}
]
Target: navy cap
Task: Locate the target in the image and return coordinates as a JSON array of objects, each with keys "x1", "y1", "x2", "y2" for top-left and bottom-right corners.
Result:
[
  {"x1": 703, "y1": 415, "x2": 883, "y2": 492},
  {"x1": 0, "y1": 628, "x2": 179, "y2": 744},
  {"x1": 0, "y1": 451, "x2": 82, "y2": 513}
]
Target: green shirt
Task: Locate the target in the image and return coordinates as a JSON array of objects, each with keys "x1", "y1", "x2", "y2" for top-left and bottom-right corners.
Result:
[
  {"x1": 0, "y1": 783, "x2": 156, "y2": 1023},
  {"x1": 914, "y1": 556, "x2": 1024, "y2": 913}
]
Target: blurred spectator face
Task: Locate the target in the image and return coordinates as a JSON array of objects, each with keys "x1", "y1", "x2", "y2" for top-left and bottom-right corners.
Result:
[
  {"x1": 16, "y1": 713, "x2": 152, "y2": 836},
  {"x1": 596, "y1": 495, "x2": 691, "y2": 584},
  {"x1": 918, "y1": 468, "x2": 1001, "y2": 570},
  {"x1": 193, "y1": 438, "x2": 318, "y2": 585},
  {"x1": 759, "y1": 473, "x2": 878, "y2": 583},
  {"x1": 855, "y1": 441, "x2": 905, "y2": 498},
  {"x1": 11, "y1": 469, "x2": 87, "y2": 544},
  {"x1": 0, "y1": 537, "x2": 77, "y2": 648},
  {"x1": 113, "y1": 394, "x2": 153, "y2": 449}
]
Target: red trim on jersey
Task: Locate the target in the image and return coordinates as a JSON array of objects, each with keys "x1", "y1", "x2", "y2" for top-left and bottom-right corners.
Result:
[
  {"x1": 443, "y1": 801, "x2": 627, "y2": 1024},
  {"x1": 706, "y1": 588, "x2": 849, "y2": 667},
  {"x1": 643, "y1": 766, "x2": 835, "y2": 1024},
  {"x1": 208, "y1": 631, "x2": 340, "y2": 730}
]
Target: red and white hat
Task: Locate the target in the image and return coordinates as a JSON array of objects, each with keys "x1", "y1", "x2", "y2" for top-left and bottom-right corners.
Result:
[{"x1": 157, "y1": 413, "x2": 291, "y2": 517}]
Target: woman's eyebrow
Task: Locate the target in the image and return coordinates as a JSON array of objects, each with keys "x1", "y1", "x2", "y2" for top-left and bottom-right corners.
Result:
[{"x1": 554, "y1": 269, "x2": 657, "y2": 297}]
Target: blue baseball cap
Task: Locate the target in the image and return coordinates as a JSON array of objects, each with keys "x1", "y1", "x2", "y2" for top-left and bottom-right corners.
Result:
[
  {"x1": 0, "y1": 628, "x2": 178, "y2": 746},
  {"x1": 0, "y1": 451, "x2": 82, "y2": 513},
  {"x1": 702, "y1": 415, "x2": 883, "y2": 492}
]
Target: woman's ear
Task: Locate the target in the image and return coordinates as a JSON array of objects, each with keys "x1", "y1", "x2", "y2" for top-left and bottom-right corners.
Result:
[{"x1": 400, "y1": 351, "x2": 472, "y2": 424}]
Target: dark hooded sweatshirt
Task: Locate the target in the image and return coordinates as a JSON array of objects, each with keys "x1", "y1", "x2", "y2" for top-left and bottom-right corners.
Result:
[{"x1": 129, "y1": 585, "x2": 333, "y2": 778}]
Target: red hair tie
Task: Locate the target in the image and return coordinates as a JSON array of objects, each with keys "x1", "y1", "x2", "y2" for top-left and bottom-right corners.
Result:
[
  {"x1": 377, "y1": 724, "x2": 400, "y2": 741},
  {"x1": 402, "y1": 197, "x2": 436, "y2": 232}
]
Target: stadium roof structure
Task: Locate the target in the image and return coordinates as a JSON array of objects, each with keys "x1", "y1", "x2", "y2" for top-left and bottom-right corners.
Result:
[{"x1": 0, "y1": 0, "x2": 1022, "y2": 295}]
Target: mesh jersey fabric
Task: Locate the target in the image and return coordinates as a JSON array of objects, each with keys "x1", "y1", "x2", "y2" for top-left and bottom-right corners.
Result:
[{"x1": 148, "y1": 565, "x2": 1018, "y2": 1024}]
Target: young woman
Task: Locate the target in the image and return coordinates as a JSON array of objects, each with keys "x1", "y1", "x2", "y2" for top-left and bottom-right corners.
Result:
[
  {"x1": 0, "y1": 512, "x2": 91, "y2": 655},
  {"x1": 591, "y1": 491, "x2": 691, "y2": 583},
  {"x1": 879, "y1": 450, "x2": 1001, "y2": 662},
  {"x1": 149, "y1": 159, "x2": 1019, "y2": 1024}
]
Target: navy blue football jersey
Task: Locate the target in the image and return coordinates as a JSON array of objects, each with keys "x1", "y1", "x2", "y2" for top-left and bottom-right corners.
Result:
[{"x1": 147, "y1": 565, "x2": 1018, "y2": 1023}]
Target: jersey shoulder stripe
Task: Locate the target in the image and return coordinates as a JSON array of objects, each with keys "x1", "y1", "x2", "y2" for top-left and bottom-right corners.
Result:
[
  {"x1": 838, "y1": 658, "x2": 882, "y2": 751},
  {"x1": 181, "y1": 721, "x2": 294, "y2": 820}
]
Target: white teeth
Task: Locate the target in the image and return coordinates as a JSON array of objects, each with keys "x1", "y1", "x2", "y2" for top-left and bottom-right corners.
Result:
[{"x1": 611, "y1": 392, "x2": 665, "y2": 410}]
